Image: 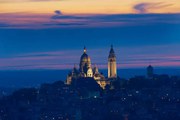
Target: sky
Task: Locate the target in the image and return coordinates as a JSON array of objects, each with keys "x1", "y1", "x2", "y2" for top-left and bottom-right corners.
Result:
[{"x1": 0, "y1": 0, "x2": 180, "y2": 70}]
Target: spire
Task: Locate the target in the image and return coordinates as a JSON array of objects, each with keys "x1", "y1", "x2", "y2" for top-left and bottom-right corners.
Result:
[
  {"x1": 84, "y1": 46, "x2": 86, "y2": 53},
  {"x1": 73, "y1": 64, "x2": 77, "y2": 69},
  {"x1": 111, "y1": 44, "x2": 113, "y2": 49},
  {"x1": 94, "y1": 64, "x2": 97, "y2": 68},
  {"x1": 109, "y1": 45, "x2": 115, "y2": 55},
  {"x1": 93, "y1": 64, "x2": 99, "y2": 73}
]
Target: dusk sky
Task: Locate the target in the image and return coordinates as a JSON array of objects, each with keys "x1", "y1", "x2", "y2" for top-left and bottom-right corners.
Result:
[{"x1": 0, "y1": 0, "x2": 180, "y2": 70}]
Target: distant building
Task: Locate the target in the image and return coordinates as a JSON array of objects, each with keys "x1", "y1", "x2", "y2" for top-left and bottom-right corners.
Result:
[
  {"x1": 147, "y1": 65, "x2": 154, "y2": 78},
  {"x1": 66, "y1": 46, "x2": 117, "y2": 89}
]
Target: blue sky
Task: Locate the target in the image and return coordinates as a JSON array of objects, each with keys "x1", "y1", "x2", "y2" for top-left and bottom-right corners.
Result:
[
  {"x1": 0, "y1": 0, "x2": 180, "y2": 70},
  {"x1": 0, "y1": 19, "x2": 180, "y2": 70}
]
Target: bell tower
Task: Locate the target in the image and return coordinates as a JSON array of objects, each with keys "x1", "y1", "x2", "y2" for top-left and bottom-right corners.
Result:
[{"x1": 108, "y1": 45, "x2": 117, "y2": 78}]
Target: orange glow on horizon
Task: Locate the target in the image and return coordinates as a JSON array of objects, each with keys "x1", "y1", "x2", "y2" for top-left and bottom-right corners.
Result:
[{"x1": 0, "y1": 0, "x2": 180, "y2": 14}]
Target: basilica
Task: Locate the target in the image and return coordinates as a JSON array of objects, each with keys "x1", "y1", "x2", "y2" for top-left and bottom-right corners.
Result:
[{"x1": 66, "y1": 45, "x2": 117, "y2": 89}]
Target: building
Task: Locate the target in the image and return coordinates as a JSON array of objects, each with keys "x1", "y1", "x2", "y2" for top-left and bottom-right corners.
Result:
[
  {"x1": 147, "y1": 65, "x2": 154, "y2": 78},
  {"x1": 108, "y1": 45, "x2": 117, "y2": 78},
  {"x1": 79, "y1": 47, "x2": 93, "y2": 77},
  {"x1": 66, "y1": 46, "x2": 117, "y2": 89}
]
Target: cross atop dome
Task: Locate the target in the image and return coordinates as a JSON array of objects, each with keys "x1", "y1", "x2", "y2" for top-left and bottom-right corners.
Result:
[{"x1": 84, "y1": 46, "x2": 86, "y2": 53}]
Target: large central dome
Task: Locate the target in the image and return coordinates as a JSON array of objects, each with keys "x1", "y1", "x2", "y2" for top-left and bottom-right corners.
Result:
[
  {"x1": 80, "y1": 47, "x2": 91, "y2": 62},
  {"x1": 79, "y1": 47, "x2": 91, "y2": 73}
]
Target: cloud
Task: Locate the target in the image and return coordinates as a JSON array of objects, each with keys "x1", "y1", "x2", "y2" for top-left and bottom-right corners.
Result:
[
  {"x1": 51, "y1": 12, "x2": 180, "y2": 27},
  {"x1": 134, "y1": 2, "x2": 173, "y2": 13},
  {"x1": 0, "y1": 0, "x2": 58, "y2": 3},
  {"x1": 54, "y1": 10, "x2": 62, "y2": 15},
  {"x1": 0, "y1": 45, "x2": 180, "y2": 70},
  {"x1": 52, "y1": 10, "x2": 84, "y2": 20},
  {"x1": 0, "y1": 22, "x2": 10, "y2": 27},
  {"x1": 43, "y1": 22, "x2": 86, "y2": 26},
  {"x1": 0, "y1": 12, "x2": 180, "y2": 29},
  {"x1": 0, "y1": 50, "x2": 80, "y2": 70},
  {"x1": 51, "y1": 9, "x2": 180, "y2": 27}
]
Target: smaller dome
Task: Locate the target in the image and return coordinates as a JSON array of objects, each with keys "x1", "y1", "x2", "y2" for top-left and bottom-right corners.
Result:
[{"x1": 72, "y1": 64, "x2": 78, "y2": 74}]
